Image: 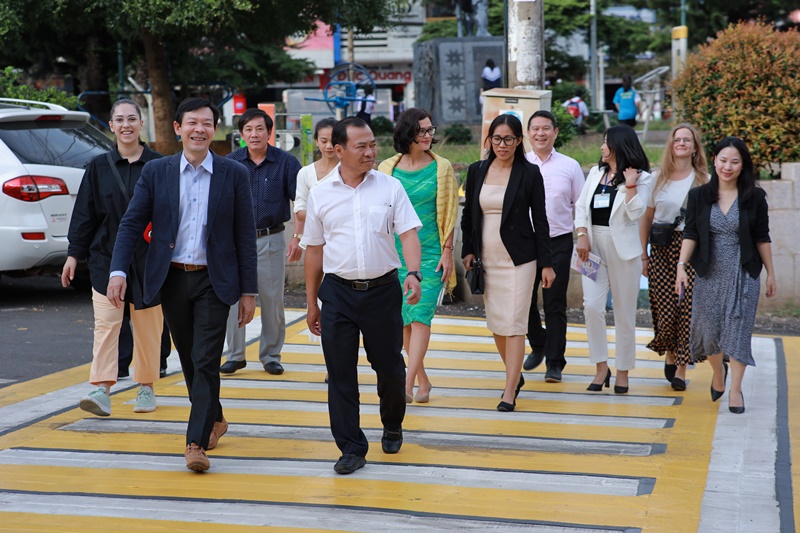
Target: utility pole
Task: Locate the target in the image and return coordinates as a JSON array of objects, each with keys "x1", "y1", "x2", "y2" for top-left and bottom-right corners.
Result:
[{"x1": 507, "y1": 0, "x2": 545, "y2": 89}]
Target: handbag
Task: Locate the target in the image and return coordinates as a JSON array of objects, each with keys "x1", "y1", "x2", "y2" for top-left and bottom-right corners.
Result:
[
  {"x1": 650, "y1": 189, "x2": 689, "y2": 246},
  {"x1": 465, "y1": 257, "x2": 485, "y2": 295}
]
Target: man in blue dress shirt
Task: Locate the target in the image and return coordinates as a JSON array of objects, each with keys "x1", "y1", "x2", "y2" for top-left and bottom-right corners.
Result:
[{"x1": 220, "y1": 108, "x2": 302, "y2": 376}]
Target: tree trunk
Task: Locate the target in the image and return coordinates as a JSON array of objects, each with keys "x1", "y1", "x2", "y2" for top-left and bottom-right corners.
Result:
[{"x1": 141, "y1": 29, "x2": 179, "y2": 155}]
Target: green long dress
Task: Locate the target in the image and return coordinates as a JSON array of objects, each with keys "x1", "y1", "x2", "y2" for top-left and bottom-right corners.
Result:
[{"x1": 393, "y1": 160, "x2": 443, "y2": 327}]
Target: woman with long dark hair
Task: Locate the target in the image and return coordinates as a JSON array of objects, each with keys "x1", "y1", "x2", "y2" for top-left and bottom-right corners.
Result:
[
  {"x1": 676, "y1": 137, "x2": 776, "y2": 414},
  {"x1": 379, "y1": 108, "x2": 458, "y2": 404},
  {"x1": 640, "y1": 123, "x2": 708, "y2": 391},
  {"x1": 574, "y1": 125, "x2": 652, "y2": 394},
  {"x1": 461, "y1": 114, "x2": 554, "y2": 412}
]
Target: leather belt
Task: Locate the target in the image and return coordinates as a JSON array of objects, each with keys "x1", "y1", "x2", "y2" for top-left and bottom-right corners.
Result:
[
  {"x1": 327, "y1": 269, "x2": 398, "y2": 291},
  {"x1": 256, "y1": 224, "x2": 285, "y2": 238},
  {"x1": 171, "y1": 262, "x2": 207, "y2": 271}
]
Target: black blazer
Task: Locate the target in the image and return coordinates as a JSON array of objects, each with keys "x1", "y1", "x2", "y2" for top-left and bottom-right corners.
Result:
[
  {"x1": 461, "y1": 157, "x2": 553, "y2": 268},
  {"x1": 683, "y1": 184, "x2": 770, "y2": 279},
  {"x1": 67, "y1": 144, "x2": 162, "y2": 308}
]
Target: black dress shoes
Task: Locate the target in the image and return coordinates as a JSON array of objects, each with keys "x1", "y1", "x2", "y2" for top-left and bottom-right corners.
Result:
[
  {"x1": 264, "y1": 361, "x2": 284, "y2": 375},
  {"x1": 334, "y1": 454, "x2": 366, "y2": 474},
  {"x1": 544, "y1": 367, "x2": 562, "y2": 383},
  {"x1": 220, "y1": 360, "x2": 246, "y2": 374},
  {"x1": 523, "y1": 348, "x2": 545, "y2": 371},
  {"x1": 159, "y1": 368, "x2": 168, "y2": 379},
  {"x1": 381, "y1": 428, "x2": 403, "y2": 454}
]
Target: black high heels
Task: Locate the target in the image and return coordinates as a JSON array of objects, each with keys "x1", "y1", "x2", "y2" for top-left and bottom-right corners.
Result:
[
  {"x1": 614, "y1": 383, "x2": 629, "y2": 394},
  {"x1": 729, "y1": 391, "x2": 745, "y2": 414},
  {"x1": 587, "y1": 368, "x2": 611, "y2": 392},
  {"x1": 710, "y1": 361, "x2": 728, "y2": 402},
  {"x1": 497, "y1": 400, "x2": 516, "y2": 412},
  {"x1": 664, "y1": 363, "x2": 677, "y2": 383},
  {"x1": 501, "y1": 374, "x2": 526, "y2": 399}
]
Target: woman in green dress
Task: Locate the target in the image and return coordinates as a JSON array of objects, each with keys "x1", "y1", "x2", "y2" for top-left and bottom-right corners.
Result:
[{"x1": 379, "y1": 108, "x2": 459, "y2": 404}]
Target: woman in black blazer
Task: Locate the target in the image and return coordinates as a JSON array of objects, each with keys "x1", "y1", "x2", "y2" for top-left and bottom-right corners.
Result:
[
  {"x1": 462, "y1": 114, "x2": 555, "y2": 412},
  {"x1": 676, "y1": 136, "x2": 776, "y2": 414}
]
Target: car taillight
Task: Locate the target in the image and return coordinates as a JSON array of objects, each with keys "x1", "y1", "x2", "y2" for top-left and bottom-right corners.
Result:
[{"x1": 3, "y1": 176, "x2": 69, "y2": 202}]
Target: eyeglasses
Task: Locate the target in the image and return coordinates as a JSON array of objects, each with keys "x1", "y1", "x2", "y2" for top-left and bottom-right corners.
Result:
[
  {"x1": 673, "y1": 137, "x2": 694, "y2": 144},
  {"x1": 490, "y1": 135, "x2": 519, "y2": 146},
  {"x1": 417, "y1": 127, "x2": 437, "y2": 137},
  {"x1": 112, "y1": 117, "x2": 140, "y2": 125}
]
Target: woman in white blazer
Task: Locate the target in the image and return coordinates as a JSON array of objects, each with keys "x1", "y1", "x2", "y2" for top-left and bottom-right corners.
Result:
[{"x1": 574, "y1": 125, "x2": 653, "y2": 394}]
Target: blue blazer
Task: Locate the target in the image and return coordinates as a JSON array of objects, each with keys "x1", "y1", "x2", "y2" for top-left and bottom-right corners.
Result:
[{"x1": 110, "y1": 152, "x2": 258, "y2": 306}]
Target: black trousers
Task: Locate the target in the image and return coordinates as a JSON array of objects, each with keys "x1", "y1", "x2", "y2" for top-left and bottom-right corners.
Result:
[
  {"x1": 119, "y1": 314, "x2": 171, "y2": 372},
  {"x1": 527, "y1": 233, "x2": 574, "y2": 370},
  {"x1": 160, "y1": 268, "x2": 229, "y2": 448},
  {"x1": 319, "y1": 275, "x2": 406, "y2": 457}
]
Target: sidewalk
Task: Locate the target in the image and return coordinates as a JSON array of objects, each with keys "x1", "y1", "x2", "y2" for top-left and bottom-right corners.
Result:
[{"x1": 0, "y1": 311, "x2": 796, "y2": 532}]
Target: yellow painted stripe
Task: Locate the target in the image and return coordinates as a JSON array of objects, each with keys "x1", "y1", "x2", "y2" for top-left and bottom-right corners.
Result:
[
  {"x1": 0, "y1": 464, "x2": 652, "y2": 528},
  {"x1": 785, "y1": 336, "x2": 800, "y2": 525},
  {"x1": 0, "y1": 363, "x2": 90, "y2": 409},
  {"x1": 18, "y1": 430, "x2": 665, "y2": 478}
]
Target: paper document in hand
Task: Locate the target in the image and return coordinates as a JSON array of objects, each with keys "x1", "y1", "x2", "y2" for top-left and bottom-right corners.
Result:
[{"x1": 571, "y1": 250, "x2": 601, "y2": 281}]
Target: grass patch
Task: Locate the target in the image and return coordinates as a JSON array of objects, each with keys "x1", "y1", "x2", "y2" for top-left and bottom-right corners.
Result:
[{"x1": 772, "y1": 304, "x2": 800, "y2": 318}]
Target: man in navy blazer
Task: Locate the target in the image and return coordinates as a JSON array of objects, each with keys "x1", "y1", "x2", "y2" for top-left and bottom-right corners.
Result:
[{"x1": 108, "y1": 97, "x2": 257, "y2": 471}]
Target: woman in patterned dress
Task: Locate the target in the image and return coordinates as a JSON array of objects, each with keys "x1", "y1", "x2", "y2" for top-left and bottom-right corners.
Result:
[
  {"x1": 640, "y1": 124, "x2": 708, "y2": 391},
  {"x1": 378, "y1": 108, "x2": 459, "y2": 404},
  {"x1": 676, "y1": 137, "x2": 776, "y2": 414}
]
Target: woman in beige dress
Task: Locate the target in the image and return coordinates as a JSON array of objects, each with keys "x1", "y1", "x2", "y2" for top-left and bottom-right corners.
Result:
[{"x1": 461, "y1": 114, "x2": 555, "y2": 412}]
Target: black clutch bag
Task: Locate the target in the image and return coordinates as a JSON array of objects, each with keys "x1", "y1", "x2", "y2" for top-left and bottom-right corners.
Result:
[{"x1": 465, "y1": 258, "x2": 485, "y2": 295}]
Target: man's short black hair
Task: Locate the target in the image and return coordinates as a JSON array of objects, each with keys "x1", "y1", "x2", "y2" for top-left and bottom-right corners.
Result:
[
  {"x1": 527, "y1": 110, "x2": 558, "y2": 130},
  {"x1": 332, "y1": 117, "x2": 370, "y2": 148},
  {"x1": 238, "y1": 108, "x2": 273, "y2": 133},
  {"x1": 175, "y1": 97, "x2": 220, "y2": 127}
]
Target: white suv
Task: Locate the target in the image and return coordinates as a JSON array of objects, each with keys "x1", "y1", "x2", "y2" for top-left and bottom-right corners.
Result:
[{"x1": 0, "y1": 98, "x2": 113, "y2": 279}]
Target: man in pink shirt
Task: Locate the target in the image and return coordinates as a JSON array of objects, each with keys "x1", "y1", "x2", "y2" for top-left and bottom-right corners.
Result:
[{"x1": 523, "y1": 110, "x2": 585, "y2": 382}]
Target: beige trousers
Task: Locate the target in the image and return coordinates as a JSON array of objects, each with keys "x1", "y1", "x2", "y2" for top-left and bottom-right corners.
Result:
[{"x1": 90, "y1": 289, "x2": 163, "y2": 385}]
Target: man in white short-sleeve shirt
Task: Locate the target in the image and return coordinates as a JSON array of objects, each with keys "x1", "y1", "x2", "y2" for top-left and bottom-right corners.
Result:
[{"x1": 302, "y1": 117, "x2": 422, "y2": 475}]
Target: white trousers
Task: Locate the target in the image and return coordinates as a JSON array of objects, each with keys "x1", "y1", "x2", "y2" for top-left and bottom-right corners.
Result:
[{"x1": 582, "y1": 226, "x2": 640, "y2": 370}]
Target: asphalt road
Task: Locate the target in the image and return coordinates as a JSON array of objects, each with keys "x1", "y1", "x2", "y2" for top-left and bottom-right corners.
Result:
[{"x1": 0, "y1": 274, "x2": 94, "y2": 387}]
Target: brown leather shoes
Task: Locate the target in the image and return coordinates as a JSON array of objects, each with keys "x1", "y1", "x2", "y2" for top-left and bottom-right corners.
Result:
[
  {"x1": 185, "y1": 443, "x2": 210, "y2": 471},
  {"x1": 208, "y1": 418, "x2": 228, "y2": 450}
]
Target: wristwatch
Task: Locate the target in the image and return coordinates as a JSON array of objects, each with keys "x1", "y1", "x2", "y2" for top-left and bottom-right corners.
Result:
[
  {"x1": 577, "y1": 231, "x2": 588, "y2": 237},
  {"x1": 406, "y1": 271, "x2": 423, "y2": 282},
  {"x1": 292, "y1": 233, "x2": 303, "y2": 239}
]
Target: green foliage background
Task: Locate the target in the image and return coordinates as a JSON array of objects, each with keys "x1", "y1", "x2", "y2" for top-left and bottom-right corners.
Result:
[
  {"x1": 672, "y1": 21, "x2": 800, "y2": 175},
  {"x1": 0, "y1": 67, "x2": 79, "y2": 109}
]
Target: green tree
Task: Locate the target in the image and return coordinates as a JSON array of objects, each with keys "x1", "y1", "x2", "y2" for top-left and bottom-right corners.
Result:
[{"x1": 0, "y1": 67, "x2": 79, "y2": 109}]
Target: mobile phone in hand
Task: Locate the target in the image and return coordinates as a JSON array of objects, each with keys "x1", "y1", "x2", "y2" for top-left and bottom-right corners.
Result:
[{"x1": 678, "y1": 282, "x2": 685, "y2": 304}]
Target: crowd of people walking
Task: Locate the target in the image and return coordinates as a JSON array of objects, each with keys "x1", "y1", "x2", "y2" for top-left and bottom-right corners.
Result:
[{"x1": 64, "y1": 94, "x2": 776, "y2": 474}]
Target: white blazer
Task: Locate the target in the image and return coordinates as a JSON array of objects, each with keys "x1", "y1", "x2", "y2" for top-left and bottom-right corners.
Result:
[{"x1": 574, "y1": 165, "x2": 653, "y2": 261}]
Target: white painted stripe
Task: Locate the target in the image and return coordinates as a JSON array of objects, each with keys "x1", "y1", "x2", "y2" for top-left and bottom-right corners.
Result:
[
  {"x1": 0, "y1": 449, "x2": 646, "y2": 496},
  {"x1": 0, "y1": 493, "x2": 623, "y2": 532},
  {"x1": 63, "y1": 419, "x2": 661, "y2": 456},
  {"x1": 699, "y1": 337, "x2": 781, "y2": 532},
  {"x1": 148, "y1": 396, "x2": 671, "y2": 429},
  {"x1": 0, "y1": 379, "x2": 15, "y2": 385},
  {"x1": 218, "y1": 379, "x2": 678, "y2": 406}
]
